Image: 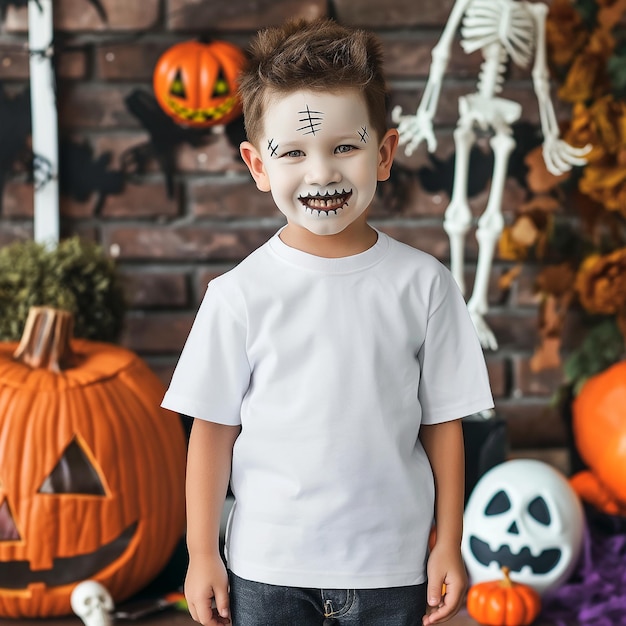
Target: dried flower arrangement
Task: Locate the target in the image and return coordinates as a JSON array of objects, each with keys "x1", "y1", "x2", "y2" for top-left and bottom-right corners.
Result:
[{"x1": 499, "y1": 0, "x2": 626, "y2": 395}]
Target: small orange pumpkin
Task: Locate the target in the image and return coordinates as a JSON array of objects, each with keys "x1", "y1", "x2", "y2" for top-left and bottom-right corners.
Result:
[
  {"x1": 467, "y1": 567, "x2": 541, "y2": 626},
  {"x1": 153, "y1": 39, "x2": 246, "y2": 128},
  {"x1": 569, "y1": 470, "x2": 626, "y2": 516},
  {"x1": 572, "y1": 361, "x2": 626, "y2": 505},
  {"x1": 0, "y1": 307, "x2": 186, "y2": 617}
]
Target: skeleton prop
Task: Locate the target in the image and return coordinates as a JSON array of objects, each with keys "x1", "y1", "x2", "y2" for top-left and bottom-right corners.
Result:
[
  {"x1": 392, "y1": 0, "x2": 590, "y2": 349},
  {"x1": 70, "y1": 581, "x2": 114, "y2": 626}
]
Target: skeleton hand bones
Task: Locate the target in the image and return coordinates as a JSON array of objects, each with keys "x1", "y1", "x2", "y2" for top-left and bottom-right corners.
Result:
[
  {"x1": 542, "y1": 134, "x2": 591, "y2": 176},
  {"x1": 391, "y1": 106, "x2": 438, "y2": 156}
]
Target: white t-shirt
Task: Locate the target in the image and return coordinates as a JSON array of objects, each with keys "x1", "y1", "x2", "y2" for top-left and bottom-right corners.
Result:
[{"x1": 162, "y1": 229, "x2": 494, "y2": 589}]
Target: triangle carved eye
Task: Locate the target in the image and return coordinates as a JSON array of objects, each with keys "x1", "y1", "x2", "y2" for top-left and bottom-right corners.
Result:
[
  {"x1": 0, "y1": 499, "x2": 20, "y2": 541},
  {"x1": 38, "y1": 438, "x2": 106, "y2": 496},
  {"x1": 169, "y1": 68, "x2": 186, "y2": 98},
  {"x1": 212, "y1": 68, "x2": 230, "y2": 98}
]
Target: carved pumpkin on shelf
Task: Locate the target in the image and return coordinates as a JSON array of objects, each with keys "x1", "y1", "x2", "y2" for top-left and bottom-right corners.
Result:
[
  {"x1": 467, "y1": 567, "x2": 541, "y2": 626},
  {"x1": 0, "y1": 307, "x2": 186, "y2": 618},
  {"x1": 571, "y1": 360, "x2": 626, "y2": 515},
  {"x1": 153, "y1": 39, "x2": 246, "y2": 128}
]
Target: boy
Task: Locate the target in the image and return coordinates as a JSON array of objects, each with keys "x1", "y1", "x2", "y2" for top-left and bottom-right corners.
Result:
[{"x1": 162, "y1": 18, "x2": 494, "y2": 626}]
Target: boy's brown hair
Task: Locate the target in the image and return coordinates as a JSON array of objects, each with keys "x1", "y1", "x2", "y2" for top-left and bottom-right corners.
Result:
[{"x1": 238, "y1": 18, "x2": 389, "y2": 147}]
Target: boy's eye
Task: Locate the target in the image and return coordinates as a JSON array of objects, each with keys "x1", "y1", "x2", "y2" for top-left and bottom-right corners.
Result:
[
  {"x1": 283, "y1": 150, "x2": 305, "y2": 158},
  {"x1": 335, "y1": 145, "x2": 355, "y2": 154}
]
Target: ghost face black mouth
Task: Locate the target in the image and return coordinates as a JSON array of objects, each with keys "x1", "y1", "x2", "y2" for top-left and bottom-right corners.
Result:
[{"x1": 298, "y1": 190, "x2": 353, "y2": 215}]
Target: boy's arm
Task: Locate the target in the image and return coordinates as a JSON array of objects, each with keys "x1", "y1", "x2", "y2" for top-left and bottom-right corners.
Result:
[
  {"x1": 419, "y1": 419, "x2": 467, "y2": 626},
  {"x1": 185, "y1": 418, "x2": 241, "y2": 626}
]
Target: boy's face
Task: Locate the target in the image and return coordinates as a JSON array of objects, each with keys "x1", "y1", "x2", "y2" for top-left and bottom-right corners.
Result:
[{"x1": 240, "y1": 89, "x2": 397, "y2": 237}]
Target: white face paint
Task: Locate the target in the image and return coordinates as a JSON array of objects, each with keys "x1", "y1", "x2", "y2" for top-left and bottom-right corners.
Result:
[{"x1": 245, "y1": 90, "x2": 388, "y2": 236}]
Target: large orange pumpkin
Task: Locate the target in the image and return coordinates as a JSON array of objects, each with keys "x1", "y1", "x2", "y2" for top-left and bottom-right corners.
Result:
[
  {"x1": 572, "y1": 360, "x2": 626, "y2": 505},
  {"x1": 153, "y1": 39, "x2": 246, "y2": 128},
  {"x1": 467, "y1": 567, "x2": 541, "y2": 626},
  {"x1": 0, "y1": 307, "x2": 186, "y2": 617}
]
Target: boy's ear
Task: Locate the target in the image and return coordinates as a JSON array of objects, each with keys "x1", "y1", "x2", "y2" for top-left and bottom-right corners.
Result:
[
  {"x1": 377, "y1": 129, "x2": 399, "y2": 182},
  {"x1": 240, "y1": 141, "x2": 271, "y2": 192}
]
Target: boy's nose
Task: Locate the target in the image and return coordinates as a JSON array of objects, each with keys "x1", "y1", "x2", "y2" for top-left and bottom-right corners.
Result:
[{"x1": 304, "y1": 157, "x2": 341, "y2": 186}]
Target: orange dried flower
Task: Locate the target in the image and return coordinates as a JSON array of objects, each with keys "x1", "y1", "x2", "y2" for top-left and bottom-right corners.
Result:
[
  {"x1": 558, "y1": 28, "x2": 614, "y2": 103},
  {"x1": 546, "y1": 0, "x2": 588, "y2": 66},
  {"x1": 575, "y1": 249, "x2": 626, "y2": 315}
]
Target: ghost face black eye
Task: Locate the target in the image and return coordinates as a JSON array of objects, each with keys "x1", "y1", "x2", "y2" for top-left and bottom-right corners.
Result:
[
  {"x1": 485, "y1": 490, "x2": 511, "y2": 515},
  {"x1": 528, "y1": 496, "x2": 551, "y2": 525}
]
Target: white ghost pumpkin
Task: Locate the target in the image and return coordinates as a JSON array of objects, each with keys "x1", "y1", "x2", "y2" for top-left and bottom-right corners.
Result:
[{"x1": 462, "y1": 459, "x2": 585, "y2": 594}]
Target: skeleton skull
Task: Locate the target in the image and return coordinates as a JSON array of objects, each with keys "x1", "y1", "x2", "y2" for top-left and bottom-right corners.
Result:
[
  {"x1": 462, "y1": 459, "x2": 585, "y2": 594},
  {"x1": 70, "y1": 580, "x2": 114, "y2": 626}
]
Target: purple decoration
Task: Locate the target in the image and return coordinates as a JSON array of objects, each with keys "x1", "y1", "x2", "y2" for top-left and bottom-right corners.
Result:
[{"x1": 541, "y1": 507, "x2": 626, "y2": 626}]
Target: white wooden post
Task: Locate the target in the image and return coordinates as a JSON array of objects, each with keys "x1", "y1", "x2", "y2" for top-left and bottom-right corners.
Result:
[{"x1": 28, "y1": 0, "x2": 59, "y2": 246}]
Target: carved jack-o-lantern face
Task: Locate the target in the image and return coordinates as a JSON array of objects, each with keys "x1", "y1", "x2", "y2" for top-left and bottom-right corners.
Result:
[
  {"x1": 0, "y1": 329, "x2": 186, "y2": 618},
  {"x1": 462, "y1": 459, "x2": 585, "y2": 595},
  {"x1": 153, "y1": 40, "x2": 246, "y2": 128}
]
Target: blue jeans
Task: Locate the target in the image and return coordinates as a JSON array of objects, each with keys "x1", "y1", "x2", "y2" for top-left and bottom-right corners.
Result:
[{"x1": 228, "y1": 572, "x2": 427, "y2": 626}]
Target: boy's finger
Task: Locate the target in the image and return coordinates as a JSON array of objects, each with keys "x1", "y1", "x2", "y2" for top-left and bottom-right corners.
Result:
[
  {"x1": 214, "y1": 588, "x2": 231, "y2": 621},
  {"x1": 427, "y1": 579, "x2": 444, "y2": 607}
]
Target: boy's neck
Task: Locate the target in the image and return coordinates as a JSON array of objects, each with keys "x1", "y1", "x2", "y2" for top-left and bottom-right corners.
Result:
[{"x1": 279, "y1": 220, "x2": 378, "y2": 258}]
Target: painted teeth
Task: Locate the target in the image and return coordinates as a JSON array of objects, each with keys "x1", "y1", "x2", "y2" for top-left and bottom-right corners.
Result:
[
  {"x1": 308, "y1": 197, "x2": 344, "y2": 209},
  {"x1": 299, "y1": 190, "x2": 352, "y2": 214}
]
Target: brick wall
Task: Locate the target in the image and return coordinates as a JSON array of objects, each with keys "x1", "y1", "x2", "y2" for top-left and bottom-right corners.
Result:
[{"x1": 0, "y1": 0, "x2": 573, "y2": 471}]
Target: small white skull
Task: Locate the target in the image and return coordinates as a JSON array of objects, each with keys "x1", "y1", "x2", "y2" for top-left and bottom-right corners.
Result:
[
  {"x1": 70, "y1": 580, "x2": 114, "y2": 626},
  {"x1": 462, "y1": 459, "x2": 585, "y2": 594}
]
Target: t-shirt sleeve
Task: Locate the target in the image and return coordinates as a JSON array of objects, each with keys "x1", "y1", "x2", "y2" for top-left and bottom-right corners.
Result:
[
  {"x1": 417, "y1": 269, "x2": 494, "y2": 425},
  {"x1": 161, "y1": 280, "x2": 250, "y2": 425}
]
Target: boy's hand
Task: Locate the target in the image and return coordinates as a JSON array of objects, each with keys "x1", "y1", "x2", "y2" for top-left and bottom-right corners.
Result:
[
  {"x1": 185, "y1": 554, "x2": 231, "y2": 625},
  {"x1": 422, "y1": 543, "x2": 468, "y2": 625}
]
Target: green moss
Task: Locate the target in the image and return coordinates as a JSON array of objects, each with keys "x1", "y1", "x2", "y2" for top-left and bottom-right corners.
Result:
[{"x1": 0, "y1": 237, "x2": 126, "y2": 342}]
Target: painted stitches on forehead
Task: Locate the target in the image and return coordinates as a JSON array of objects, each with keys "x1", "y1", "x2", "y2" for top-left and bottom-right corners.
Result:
[
  {"x1": 358, "y1": 126, "x2": 369, "y2": 143},
  {"x1": 297, "y1": 105, "x2": 324, "y2": 136},
  {"x1": 267, "y1": 138, "x2": 278, "y2": 157}
]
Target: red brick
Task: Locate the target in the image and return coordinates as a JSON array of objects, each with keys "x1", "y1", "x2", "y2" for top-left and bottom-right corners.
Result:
[
  {"x1": 102, "y1": 225, "x2": 278, "y2": 261},
  {"x1": 0, "y1": 43, "x2": 29, "y2": 79},
  {"x1": 60, "y1": 195, "x2": 95, "y2": 219},
  {"x1": 512, "y1": 355, "x2": 564, "y2": 397},
  {"x1": 91, "y1": 132, "x2": 158, "y2": 171},
  {"x1": 57, "y1": 49, "x2": 89, "y2": 79},
  {"x1": 334, "y1": 0, "x2": 454, "y2": 27},
  {"x1": 376, "y1": 223, "x2": 451, "y2": 260},
  {"x1": 101, "y1": 182, "x2": 180, "y2": 218},
  {"x1": 0, "y1": 42, "x2": 85, "y2": 79},
  {"x1": 0, "y1": 223, "x2": 31, "y2": 247},
  {"x1": 119, "y1": 312, "x2": 194, "y2": 354},
  {"x1": 485, "y1": 356, "x2": 507, "y2": 398},
  {"x1": 144, "y1": 358, "x2": 177, "y2": 389},
  {"x1": 58, "y1": 84, "x2": 139, "y2": 129},
  {"x1": 121, "y1": 270, "x2": 189, "y2": 308},
  {"x1": 2, "y1": 181, "x2": 33, "y2": 218},
  {"x1": 497, "y1": 400, "x2": 568, "y2": 448},
  {"x1": 167, "y1": 0, "x2": 326, "y2": 31},
  {"x1": 507, "y1": 447, "x2": 570, "y2": 475},
  {"x1": 188, "y1": 178, "x2": 277, "y2": 218},
  {"x1": 4, "y1": 0, "x2": 160, "y2": 32},
  {"x1": 176, "y1": 132, "x2": 248, "y2": 174},
  {"x1": 96, "y1": 42, "x2": 170, "y2": 81},
  {"x1": 196, "y1": 266, "x2": 236, "y2": 302},
  {"x1": 480, "y1": 312, "x2": 540, "y2": 351}
]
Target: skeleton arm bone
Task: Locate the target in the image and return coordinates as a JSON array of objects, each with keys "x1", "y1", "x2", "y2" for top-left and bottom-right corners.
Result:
[
  {"x1": 392, "y1": 0, "x2": 474, "y2": 155},
  {"x1": 527, "y1": 2, "x2": 590, "y2": 175}
]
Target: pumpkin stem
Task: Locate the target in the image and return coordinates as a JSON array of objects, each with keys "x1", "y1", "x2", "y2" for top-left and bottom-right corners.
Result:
[
  {"x1": 500, "y1": 566, "x2": 513, "y2": 588},
  {"x1": 13, "y1": 307, "x2": 77, "y2": 372}
]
